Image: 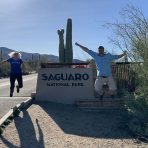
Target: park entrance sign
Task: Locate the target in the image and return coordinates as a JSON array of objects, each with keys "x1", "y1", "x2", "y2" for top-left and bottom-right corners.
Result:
[{"x1": 36, "y1": 67, "x2": 94, "y2": 104}]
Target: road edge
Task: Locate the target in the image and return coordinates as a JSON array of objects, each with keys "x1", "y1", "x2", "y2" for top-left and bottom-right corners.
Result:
[{"x1": 0, "y1": 97, "x2": 34, "y2": 134}]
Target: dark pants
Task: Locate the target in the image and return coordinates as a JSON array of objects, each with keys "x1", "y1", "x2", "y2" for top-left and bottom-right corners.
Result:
[{"x1": 10, "y1": 74, "x2": 23, "y2": 93}]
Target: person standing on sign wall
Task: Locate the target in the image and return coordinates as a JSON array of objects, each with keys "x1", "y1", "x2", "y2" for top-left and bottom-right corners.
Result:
[
  {"x1": 75, "y1": 42, "x2": 127, "y2": 100},
  {"x1": 0, "y1": 52, "x2": 24, "y2": 97}
]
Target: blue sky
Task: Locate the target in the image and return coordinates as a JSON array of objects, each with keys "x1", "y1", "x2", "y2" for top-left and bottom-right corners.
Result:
[{"x1": 0, "y1": 0, "x2": 148, "y2": 60}]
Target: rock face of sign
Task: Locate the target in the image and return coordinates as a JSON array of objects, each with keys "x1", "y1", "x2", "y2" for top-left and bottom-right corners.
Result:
[{"x1": 36, "y1": 68, "x2": 94, "y2": 104}]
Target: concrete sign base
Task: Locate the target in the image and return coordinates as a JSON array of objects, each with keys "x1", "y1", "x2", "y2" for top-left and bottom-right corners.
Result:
[{"x1": 36, "y1": 68, "x2": 94, "y2": 104}]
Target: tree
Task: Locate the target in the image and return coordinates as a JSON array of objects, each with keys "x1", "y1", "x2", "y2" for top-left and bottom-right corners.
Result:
[
  {"x1": 106, "y1": 5, "x2": 148, "y2": 89},
  {"x1": 106, "y1": 5, "x2": 148, "y2": 137},
  {"x1": 106, "y1": 5, "x2": 148, "y2": 62}
]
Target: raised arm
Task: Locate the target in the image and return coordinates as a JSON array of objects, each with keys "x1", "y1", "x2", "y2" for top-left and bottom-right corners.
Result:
[
  {"x1": 0, "y1": 60, "x2": 7, "y2": 65},
  {"x1": 118, "y1": 51, "x2": 127, "y2": 58},
  {"x1": 75, "y1": 42, "x2": 89, "y2": 53},
  {"x1": 21, "y1": 62, "x2": 25, "y2": 71}
]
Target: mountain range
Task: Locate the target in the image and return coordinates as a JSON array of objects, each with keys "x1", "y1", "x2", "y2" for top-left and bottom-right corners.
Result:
[{"x1": 0, "y1": 47, "x2": 83, "y2": 63}]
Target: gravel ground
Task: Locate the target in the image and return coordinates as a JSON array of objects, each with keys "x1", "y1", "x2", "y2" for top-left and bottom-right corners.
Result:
[{"x1": 0, "y1": 102, "x2": 147, "y2": 148}]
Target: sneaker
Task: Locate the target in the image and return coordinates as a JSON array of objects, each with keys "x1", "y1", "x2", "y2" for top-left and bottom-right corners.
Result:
[
  {"x1": 16, "y1": 85, "x2": 20, "y2": 93},
  {"x1": 10, "y1": 93, "x2": 13, "y2": 97}
]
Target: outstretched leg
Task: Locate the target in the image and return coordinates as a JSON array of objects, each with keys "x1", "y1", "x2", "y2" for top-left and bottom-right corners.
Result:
[
  {"x1": 10, "y1": 74, "x2": 16, "y2": 97},
  {"x1": 107, "y1": 76, "x2": 117, "y2": 98},
  {"x1": 94, "y1": 77, "x2": 106, "y2": 100},
  {"x1": 16, "y1": 74, "x2": 23, "y2": 93}
]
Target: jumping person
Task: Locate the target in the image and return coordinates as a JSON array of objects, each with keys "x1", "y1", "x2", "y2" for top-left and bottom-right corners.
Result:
[
  {"x1": 75, "y1": 42, "x2": 127, "y2": 99},
  {"x1": 0, "y1": 52, "x2": 24, "y2": 97}
]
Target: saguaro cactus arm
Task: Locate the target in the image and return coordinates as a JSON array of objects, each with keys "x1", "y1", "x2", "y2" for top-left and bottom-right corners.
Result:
[{"x1": 57, "y1": 29, "x2": 65, "y2": 63}]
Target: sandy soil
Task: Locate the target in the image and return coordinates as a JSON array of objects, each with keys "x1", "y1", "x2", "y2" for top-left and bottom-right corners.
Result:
[{"x1": 0, "y1": 102, "x2": 147, "y2": 148}]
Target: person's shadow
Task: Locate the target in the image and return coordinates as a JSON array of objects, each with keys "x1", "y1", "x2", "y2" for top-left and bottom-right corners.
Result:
[
  {"x1": 0, "y1": 110, "x2": 44, "y2": 148},
  {"x1": 38, "y1": 102, "x2": 132, "y2": 139},
  {"x1": 0, "y1": 102, "x2": 132, "y2": 148}
]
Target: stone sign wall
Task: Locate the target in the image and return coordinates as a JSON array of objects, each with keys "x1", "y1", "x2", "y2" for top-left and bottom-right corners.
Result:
[{"x1": 36, "y1": 68, "x2": 94, "y2": 104}]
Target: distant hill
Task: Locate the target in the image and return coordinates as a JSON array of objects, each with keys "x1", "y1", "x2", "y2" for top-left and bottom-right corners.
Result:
[
  {"x1": 0, "y1": 47, "x2": 59, "y2": 62},
  {"x1": 0, "y1": 47, "x2": 84, "y2": 63}
]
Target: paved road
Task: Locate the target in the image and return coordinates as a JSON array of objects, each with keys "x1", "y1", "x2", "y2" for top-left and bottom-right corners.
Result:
[
  {"x1": 0, "y1": 97, "x2": 30, "y2": 118},
  {"x1": 0, "y1": 74, "x2": 37, "y2": 118},
  {"x1": 0, "y1": 74, "x2": 37, "y2": 97}
]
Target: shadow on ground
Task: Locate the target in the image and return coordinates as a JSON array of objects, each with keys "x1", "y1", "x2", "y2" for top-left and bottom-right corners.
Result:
[
  {"x1": 38, "y1": 101, "x2": 132, "y2": 139},
  {"x1": 0, "y1": 101, "x2": 133, "y2": 148},
  {"x1": 0, "y1": 110, "x2": 45, "y2": 148}
]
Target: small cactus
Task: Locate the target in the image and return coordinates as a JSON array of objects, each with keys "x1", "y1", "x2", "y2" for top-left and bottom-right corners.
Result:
[
  {"x1": 0, "y1": 127, "x2": 3, "y2": 135},
  {"x1": 3, "y1": 119, "x2": 11, "y2": 126},
  {"x1": 8, "y1": 115, "x2": 14, "y2": 120},
  {"x1": 57, "y1": 29, "x2": 65, "y2": 63},
  {"x1": 13, "y1": 109, "x2": 21, "y2": 117}
]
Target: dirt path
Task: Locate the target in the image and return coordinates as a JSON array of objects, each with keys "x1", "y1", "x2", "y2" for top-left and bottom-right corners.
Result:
[{"x1": 0, "y1": 102, "x2": 147, "y2": 148}]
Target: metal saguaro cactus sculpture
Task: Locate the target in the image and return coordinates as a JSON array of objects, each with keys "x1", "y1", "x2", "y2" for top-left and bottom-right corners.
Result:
[
  {"x1": 57, "y1": 29, "x2": 65, "y2": 63},
  {"x1": 65, "y1": 18, "x2": 73, "y2": 63}
]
